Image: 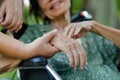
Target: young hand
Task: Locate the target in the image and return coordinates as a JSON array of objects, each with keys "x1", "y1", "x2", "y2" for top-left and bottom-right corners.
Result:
[
  {"x1": 27, "y1": 30, "x2": 59, "y2": 58},
  {"x1": 0, "y1": 0, "x2": 23, "y2": 32},
  {"x1": 0, "y1": 30, "x2": 58, "y2": 59}
]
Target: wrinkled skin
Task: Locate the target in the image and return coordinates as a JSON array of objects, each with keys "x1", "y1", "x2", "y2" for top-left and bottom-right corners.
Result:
[
  {"x1": 51, "y1": 33, "x2": 87, "y2": 69},
  {"x1": 64, "y1": 21, "x2": 93, "y2": 38}
]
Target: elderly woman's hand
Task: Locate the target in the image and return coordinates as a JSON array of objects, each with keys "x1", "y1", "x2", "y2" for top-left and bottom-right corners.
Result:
[
  {"x1": 0, "y1": 0, "x2": 23, "y2": 32},
  {"x1": 51, "y1": 34, "x2": 87, "y2": 69},
  {"x1": 64, "y1": 21, "x2": 95, "y2": 38}
]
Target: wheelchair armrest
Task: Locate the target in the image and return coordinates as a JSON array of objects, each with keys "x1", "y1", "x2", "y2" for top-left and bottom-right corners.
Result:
[{"x1": 18, "y1": 56, "x2": 47, "y2": 69}]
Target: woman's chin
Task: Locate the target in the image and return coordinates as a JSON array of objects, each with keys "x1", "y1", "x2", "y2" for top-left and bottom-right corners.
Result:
[{"x1": 54, "y1": 10, "x2": 67, "y2": 16}]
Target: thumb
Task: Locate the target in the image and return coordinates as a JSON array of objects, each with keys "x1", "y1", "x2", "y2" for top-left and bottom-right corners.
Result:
[{"x1": 41, "y1": 29, "x2": 58, "y2": 42}]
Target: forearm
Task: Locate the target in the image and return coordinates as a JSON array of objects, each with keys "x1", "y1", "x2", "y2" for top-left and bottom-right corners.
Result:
[
  {"x1": 0, "y1": 32, "x2": 29, "y2": 59},
  {"x1": 91, "y1": 21, "x2": 120, "y2": 48}
]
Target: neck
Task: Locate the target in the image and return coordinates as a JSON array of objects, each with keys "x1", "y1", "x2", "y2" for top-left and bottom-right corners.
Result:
[{"x1": 50, "y1": 11, "x2": 70, "y2": 31}]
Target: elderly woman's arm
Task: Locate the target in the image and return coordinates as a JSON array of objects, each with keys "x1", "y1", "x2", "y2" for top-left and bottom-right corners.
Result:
[
  {"x1": 90, "y1": 21, "x2": 120, "y2": 48},
  {"x1": 64, "y1": 21, "x2": 120, "y2": 48}
]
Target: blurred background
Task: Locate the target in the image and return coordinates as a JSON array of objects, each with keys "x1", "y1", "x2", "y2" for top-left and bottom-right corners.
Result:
[
  {"x1": 22, "y1": 0, "x2": 120, "y2": 28},
  {"x1": 0, "y1": 0, "x2": 120, "y2": 80}
]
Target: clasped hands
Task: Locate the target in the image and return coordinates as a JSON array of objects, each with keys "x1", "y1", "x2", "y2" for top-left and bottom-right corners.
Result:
[
  {"x1": 51, "y1": 21, "x2": 94, "y2": 69},
  {"x1": 51, "y1": 34, "x2": 86, "y2": 70}
]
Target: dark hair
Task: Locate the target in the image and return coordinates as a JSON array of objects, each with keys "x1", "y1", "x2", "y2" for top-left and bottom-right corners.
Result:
[
  {"x1": 29, "y1": 0, "x2": 43, "y2": 17},
  {"x1": 29, "y1": 0, "x2": 50, "y2": 24}
]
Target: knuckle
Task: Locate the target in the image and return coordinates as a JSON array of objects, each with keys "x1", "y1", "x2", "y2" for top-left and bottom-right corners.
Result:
[
  {"x1": 12, "y1": 22, "x2": 17, "y2": 26},
  {"x1": 17, "y1": 21, "x2": 23, "y2": 27},
  {"x1": 16, "y1": 22, "x2": 21, "y2": 27},
  {"x1": 5, "y1": 20, "x2": 10, "y2": 24},
  {"x1": 6, "y1": 25, "x2": 11, "y2": 29},
  {"x1": 71, "y1": 41, "x2": 77, "y2": 46},
  {"x1": 79, "y1": 53, "x2": 83, "y2": 56},
  {"x1": 68, "y1": 43, "x2": 72, "y2": 47},
  {"x1": 10, "y1": 26, "x2": 16, "y2": 30},
  {"x1": 73, "y1": 42, "x2": 77, "y2": 46},
  {"x1": 6, "y1": 18, "x2": 12, "y2": 23}
]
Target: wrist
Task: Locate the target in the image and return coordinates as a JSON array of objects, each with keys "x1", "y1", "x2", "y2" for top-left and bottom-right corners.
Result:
[
  {"x1": 24, "y1": 43, "x2": 38, "y2": 59},
  {"x1": 17, "y1": 42, "x2": 29, "y2": 59},
  {"x1": 89, "y1": 21, "x2": 97, "y2": 32}
]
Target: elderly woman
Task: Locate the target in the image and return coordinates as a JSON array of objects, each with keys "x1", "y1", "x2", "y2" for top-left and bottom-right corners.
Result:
[
  {"x1": 29, "y1": 0, "x2": 87, "y2": 70},
  {"x1": 20, "y1": 0, "x2": 120, "y2": 80}
]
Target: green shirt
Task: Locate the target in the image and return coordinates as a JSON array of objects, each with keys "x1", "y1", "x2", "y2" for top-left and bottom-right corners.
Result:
[{"x1": 19, "y1": 24, "x2": 120, "y2": 80}]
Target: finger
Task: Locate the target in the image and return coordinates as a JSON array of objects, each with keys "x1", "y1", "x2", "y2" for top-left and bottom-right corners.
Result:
[
  {"x1": 77, "y1": 39, "x2": 87, "y2": 65},
  {"x1": 0, "y1": 2, "x2": 5, "y2": 22},
  {"x1": 15, "y1": 17, "x2": 23, "y2": 32},
  {"x1": 0, "y1": 11, "x2": 13, "y2": 27},
  {"x1": 15, "y1": 24, "x2": 22, "y2": 32},
  {"x1": 64, "y1": 25, "x2": 71, "y2": 37},
  {"x1": 64, "y1": 49, "x2": 74, "y2": 68},
  {"x1": 9, "y1": 16, "x2": 22, "y2": 32},
  {"x1": 74, "y1": 26, "x2": 82, "y2": 36},
  {"x1": 76, "y1": 41, "x2": 86, "y2": 70},
  {"x1": 41, "y1": 29, "x2": 58, "y2": 42},
  {"x1": 15, "y1": 10, "x2": 23, "y2": 32},
  {"x1": 77, "y1": 46, "x2": 84, "y2": 70},
  {"x1": 6, "y1": 15, "x2": 17, "y2": 31},
  {"x1": 9, "y1": 24, "x2": 19, "y2": 32},
  {"x1": 71, "y1": 45, "x2": 79, "y2": 69},
  {"x1": 80, "y1": 44, "x2": 87, "y2": 65},
  {"x1": 68, "y1": 26, "x2": 76, "y2": 38}
]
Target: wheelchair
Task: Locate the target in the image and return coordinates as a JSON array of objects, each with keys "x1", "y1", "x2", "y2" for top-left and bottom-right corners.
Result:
[{"x1": 17, "y1": 57, "x2": 62, "y2": 80}]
